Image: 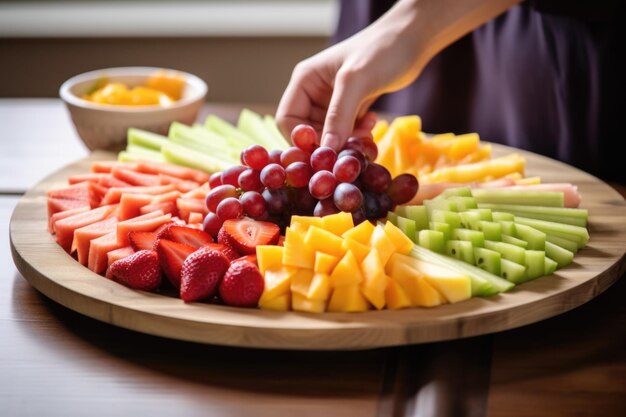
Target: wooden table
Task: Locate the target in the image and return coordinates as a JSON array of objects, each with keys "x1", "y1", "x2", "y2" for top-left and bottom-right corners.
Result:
[{"x1": 1, "y1": 99, "x2": 625, "y2": 417}]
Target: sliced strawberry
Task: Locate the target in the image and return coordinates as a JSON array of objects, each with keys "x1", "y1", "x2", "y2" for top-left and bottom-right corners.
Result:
[
  {"x1": 234, "y1": 253, "x2": 258, "y2": 266},
  {"x1": 128, "y1": 231, "x2": 158, "y2": 252},
  {"x1": 205, "y1": 242, "x2": 240, "y2": 262},
  {"x1": 108, "y1": 250, "x2": 161, "y2": 291},
  {"x1": 165, "y1": 225, "x2": 214, "y2": 249},
  {"x1": 277, "y1": 235, "x2": 285, "y2": 246},
  {"x1": 155, "y1": 239, "x2": 196, "y2": 289},
  {"x1": 218, "y1": 260, "x2": 264, "y2": 307},
  {"x1": 220, "y1": 219, "x2": 280, "y2": 255},
  {"x1": 180, "y1": 247, "x2": 231, "y2": 302}
]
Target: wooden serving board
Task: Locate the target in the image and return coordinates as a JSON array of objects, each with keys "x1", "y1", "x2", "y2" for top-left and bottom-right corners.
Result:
[{"x1": 10, "y1": 147, "x2": 626, "y2": 350}]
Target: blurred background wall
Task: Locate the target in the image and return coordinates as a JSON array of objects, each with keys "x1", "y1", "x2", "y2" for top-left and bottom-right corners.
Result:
[{"x1": 0, "y1": 0, "x2": 334, "y2": 103}]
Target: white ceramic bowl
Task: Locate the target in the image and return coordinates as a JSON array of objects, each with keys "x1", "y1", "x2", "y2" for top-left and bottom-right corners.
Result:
[{"x1": 60, "y1": 67, "x2": 207, "y2": 151}]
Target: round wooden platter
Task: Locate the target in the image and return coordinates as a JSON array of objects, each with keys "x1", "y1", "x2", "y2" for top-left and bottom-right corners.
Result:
[{"x1": 10, "y1": 147, "x2": 626, "y2": 350}]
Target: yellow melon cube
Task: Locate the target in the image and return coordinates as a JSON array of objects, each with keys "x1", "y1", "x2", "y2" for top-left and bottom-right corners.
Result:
[
  {"x1": 341, "y1": 219, "x2": 375, "y2": 244},
  {"x1": 314, "y1": 251, "x2": 339, "y2": 274},
  {"x1": 259, "y1": 293, "x2": 291, "y2": 311},
  {"x1": 370, "y1": 225, "x2": 396, "y2": 265},
  {"x1": 290, "y1": 269, "x2": 315, "y2": 296},
  {"x1": 321, "y1": 212, "x2": 354, "y2": 236},
  {"x1": 327, "y1": 285, "x2": 370, "y2": 313},
  {"x1": 329, "y1": 250, "x2": 363, "y2": 287},
  {"x1": 386, "y1": 254, "x2": 445, "y2": 307},
  {"x1": 304, "y1": 226, "x2": 346, "y2": 258},
  {"x1": 290, "y1": 215, "x2": 323, "y2": 230},
  {"x1": 290, "y1": 221, "x2": 309, "y2": 234},
  {"x1": 256, "y1": 245, "x2": 284, "y2": 275},
  {"x1": 361, "y1": 248, "x2": 388, "y2": 292},
  {"x1": 387, "y1": 260, "x2": 421, "y2": 307},
  {"x1": 415, "y1": 275, "x2": 445, "y2": 307},
  {"x1": 292, "y1": 293, "x2": 326, "y2": 313},
  {"x1": 360, "y1": 285, "x2": 386, "y2": 310},
  {"x1": 385, "y1": 279, "x2": 412, "y2": 310},
  {"x1": 260, "y1": 265, "x2": 298, "y2": 303},
  {"x1": 413, "y1": 259, "x2": 471, "y2": 303},
  {"x1": 383, "y1": 221, "x2": 415, "y2": 254},
  {"x1": 341, "y1": 238, "x2": 371, "y2": 264},
  {"x1": 307, "y1": 272, "x2": 331, "y2": 301},
  {"x1": 282, "y1": 227, "x2": 315, "y2": 269}
]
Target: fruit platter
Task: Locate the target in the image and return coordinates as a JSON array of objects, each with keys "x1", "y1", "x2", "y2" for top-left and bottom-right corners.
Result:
[{"x1": 10, "y1": 109, "x2": 626, "y2": 350}]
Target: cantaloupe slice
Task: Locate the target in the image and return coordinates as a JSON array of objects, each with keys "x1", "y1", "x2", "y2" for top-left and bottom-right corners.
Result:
[
  {"x1": 307, "y1": 272, "x2": 331, "y2": 301},
  {"x1": 327, "y1": 285, "x2": 370, "y2": 313},
  {"x1": 329, "y1": 250, "x2": 363, "y2": 287},
  {"x1": 259, "y1": 292, "x2": 291, "y2": 311},
  {"x1": 304, "y1": 226, "x2": 346, "y2": 258},
  {"x1": 176, "y1": 198, "x2": 208, "y2": 223},
  {"x1": 259, "y1": 266, "x2": 298, "y2": 303},
  {"x1": 116, "y1": 211, "x2": 171, "y2": 246},
  {"x1": 385, "y1": 279, "x2": 411, "y2": 310},
  {"x1": 88, "y1": 232, "x2": 120, "y2": 274},
  {"x1": 118, "y1": 193, "x2": 154, "y2": 220},
  {"x1": 256, "y1": 245, "x2": 284, "y2": 275},
  {"x1": 282, "y1": 227, "x2": 315, "y2": 269},
  {"x1": 54, "y1": 204, "x2": 118, "y2": 252},
  {"x1": 292, "y1": 293, "x2": 326, "y2": 313},
  {"x1": 72, "y1": 216, "x2": 119, "y2": 265},
  {"x1": 290, "y1": 269, "x2": 315, "y2": 296},
  {"x1": 321, "y1": 212, "x2": 353, "y2": 236},
  {"x1": 48, "y1": 206, "x2": 89, "y2": 233}
]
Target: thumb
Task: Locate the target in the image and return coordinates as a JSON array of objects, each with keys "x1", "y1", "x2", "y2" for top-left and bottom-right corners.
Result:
[{"x1": 321, "y1": 70, "x2": 367, "y2": 151}]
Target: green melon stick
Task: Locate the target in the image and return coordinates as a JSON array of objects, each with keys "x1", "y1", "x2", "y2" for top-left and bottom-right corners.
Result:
[
  {"x1": 513, "y1": 223, "x2": 546, "y2": 250},
  {"x1": 441, "y1": 187, "x2": 473, "y2": 198},
  {"x1": 424, "y1": 199, "x2": 458, "y2": 217},
  {"x1": 473, "y1": 247, "x2": 502, "y2": 276},
  {"x1": 484, "y1": 240, "x2": 526, "y2": 265},
  {"x1": 192, "y1": 124, "x2": 243, "y2": 152},
  {"x1": 418, "y1": 229, "x2": 446, "y2": 253},
  {"x1": 169, "y1": 122, "x2": 239, "y2": 163},
  {"x1": 478, "y1": 221, "x2": 502, "y2": 241},
  {"x1": 524, "y1": 250, "x2": 546, "y2": 280},
  {"x1": 118, "y1": 149, "x2": 165, "y2": 163},
  {"x1": 430, "y1": 209, "x2": 461, "y2": 230},
  {"x1": 452, "y1": 228, "x2": 485, "y2": 247},
  {"x1": 397, "y1": 216, "x2": 417, "y2": 242},
  {"x1": 126, "y1": 144, "x2": 164, "y2": 158},
  {"x1": 545, "y1": 241, "x2": 574, "y2": 268},
  {"x1": 477, "y1": 203, "x2": 587, "y2": 227},
  {"x1": 500, "y1": 259, "x2": 528, "y2": 284},
  {"x1": 446, "y1": 240, "x2": 475, "y2": 265},
  {"x1": 395, "y1": 205, "x2": 429, "y2": 231},
  {"x1": 544, "y1": 257, "x2": 558, "y2": 275},
  {"x1": 411, "y1": 245, "x2": 515, "y2": 294},
  {"x1": 501, "y1": 234, "x2": 528, "y2": 248},
  {"x1": 446, "y1": 196, "x2": 477, "y2": 211},
  {"x1": 429, "y1": 221, "x2": 451, "y2": 241},
  {"x1": 459, "y1": 211, "x2": 482, "y2": 230},
  {"x1": 205, "y1": 114, "x2": 257, "y2": 148},
  {"x1": 263, "y1": 115, "x2": 291, "y2": 149},
  {"x1": 471, "y1": 189, "x2": 564, "y2": 207},
  {"x1": 127, "y1": 128, "x2": 169, "y2": 151},
  {"x1": 496, "y1": 220, "x2": 516, "y2": 235},
  {"x1": 466, "y1": 208, "x2": 493, "y2": 221},
  {"x1": 492, "y1": 211, "x2": 515, "y2": 222},
  {"x1": 238, "y1": 108, "x2": 287, "y2": 150},
  {"x1": 514, "y1": 217, "x2": 589, "y2": 248},
  {"x1": 546, "y1": 234, "x2": 578, "y2": 254},
  {"x1": 161, "y1": 142, "x2": 230, "y2": 173}
]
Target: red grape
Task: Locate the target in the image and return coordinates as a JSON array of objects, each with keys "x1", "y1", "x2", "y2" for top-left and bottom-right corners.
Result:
[
  {"x1": 262, "y1": 188, "x2": 290, "y2": 214},
  {"x1": 221, "y1": 165, "x2": 247, "y2": 187},
  {"x1": 291, "y1": 186, "x2": 317, "y2": 215},
  {"x1": 310, "y1": 146, "x2": 337, "y2": 172},
  {"x1": 238, "y1": 168, "x2": 263, "y2": 192},
  {"x1": 387, "y1": 173, "x2": 419, "y2": 205},
  {"x1": 344, "y1": 137, "x2": 365, "y2": 154},
  {"x1": 240, "y1": 191, "x2": 267, "y2": 219},
  {"x1": 260, "y1": 163, "x2": 286, "y2": 189},
  {"x1": 333, "y1": 183, "x2": 363, "y2": 212},
  {"x1": 309, "y1": 170, "x2": 337, "y2": 200},
  {"x1": 363, "y1": 192, "x2": 381, "y2": 219},
  {"x1": 216, "y1": 197, "x2": 243, "y2": 220},
  {"x1": 208, "y1": 172, "x2": 222, "y2": 189},
  {"x1": 285, "y1": 161, "x2": 313, "y2": 188},
  {"x1": 338, "y1": 149, "x2": 367, "y2": 171},
  {"x1": 351, "y1": 208, "x2": 367, "y2": 225},
  {"x1": 360, "y1": 163, "x2": 391, "y2": 193},
  {"x1": 291, "y1": 124, "x2": 318, "y2": 153},
  {"x1": 202, "y1": 212, "x2": 223, "y2": 238},
  {"x1": 361, "y1": 138, "x2": 378, "y2": 161},
  {"x1": 280, "y1": 146, "x2": 309, "y2": 167},
  {"x1": 268, "y1": 149, "x2": 282, "y2": 164},
  {"x1": 333, "y1": 155, "x2": 361, "y2": 183},
  {"x1": 241, "y1": 144, "x2": 269, "y2": 170},
  {"x1": 205, "y1": 184, "x2": 239, "y2": 212},
  {"x1": 314, "y1": 198, "x2": 340, "y2": 217},
  {"x1": 378, "y1": 192, "x2": 394, "y2": 214}
]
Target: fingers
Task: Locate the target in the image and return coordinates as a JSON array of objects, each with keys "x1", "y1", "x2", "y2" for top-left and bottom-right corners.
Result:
[
  {"x1": 276, "y1": 63, "x2": 315, "y2": 141},
  {"x1": 321, "y1": 70, "x2": 368, "y2": 151}
]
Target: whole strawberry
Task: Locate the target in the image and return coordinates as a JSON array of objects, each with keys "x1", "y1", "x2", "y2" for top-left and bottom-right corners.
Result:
[
  {"x1": 109, "y1": 250, "x2": 162, "y2": 292},
  {"x1": 180, "y1": 247, "x2": 230, "y2": 302},
  {"x1": 205, "y1": 242, "x2": 240, "y2": 262},
  {"x1": 218, "y1": 260, "x2": 265, "y2": 308}
]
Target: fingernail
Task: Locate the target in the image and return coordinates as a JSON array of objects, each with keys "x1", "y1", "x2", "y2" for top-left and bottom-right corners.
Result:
[{"x1": 322, "y1": 133, "x2": 340, "y2": 150}]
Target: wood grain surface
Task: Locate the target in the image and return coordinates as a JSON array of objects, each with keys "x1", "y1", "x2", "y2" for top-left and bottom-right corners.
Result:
[{"x1": 10, "y1": 146, "x2": 625, "y2": 350}]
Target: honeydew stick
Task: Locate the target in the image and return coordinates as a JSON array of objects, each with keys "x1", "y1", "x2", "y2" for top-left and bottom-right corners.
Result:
[
  {"x1": 169, "y1": 122, "x2": 239, "y2": 163},
  {"x1": 118, "y1": 149, "x2": 165, "y2": 163},
  {"x1": 264, "y1": 115, "x2": 290, "y2": 148},
  {"x1": 411, "y1": 245, "x2": 515, "y2": 294},
  {"x1": 514, "y1": 217, "x2": 589, "y2": 248},
  {"x1": 192, "y1": 124, "x2": 242, "y2": 152},
  {"x1": 477, "y1": 203, "x2": 587, "y2": 227},
  {"x1": 161, "y1": 142, "x2": 230, "y2": 173},
  {"x1": 238, "y1": 108, "x2": 288, "y2": 150},
  {"x1": 127, "y1": 128, "x2": 169, "y2": 151},
  {"x1": 471, "y1": 189, "x2": 564, "y2": 207},
  {"x1": 205, "y1": 114, "x2": 256, "y2": 147}
]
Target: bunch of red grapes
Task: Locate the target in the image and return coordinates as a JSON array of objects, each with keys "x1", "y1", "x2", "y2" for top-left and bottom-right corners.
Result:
[{"x1": 203, "y1": 124, "x2": 418, "y2": 236}]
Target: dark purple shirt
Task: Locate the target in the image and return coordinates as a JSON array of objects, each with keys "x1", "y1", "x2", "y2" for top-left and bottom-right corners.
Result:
[{"x1": 334, "y1": 1, "x2": 624, "y2": 182}]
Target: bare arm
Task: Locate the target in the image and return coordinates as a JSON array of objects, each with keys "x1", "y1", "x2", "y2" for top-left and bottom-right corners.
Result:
[{"x1": 276, "y1": 0, "x2": 521, "y2": 150}]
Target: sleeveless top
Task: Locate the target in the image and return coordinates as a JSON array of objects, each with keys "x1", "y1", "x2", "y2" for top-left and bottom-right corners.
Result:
[{"x1": 333, "y1": 0, "x2": 624, "y2": 182}]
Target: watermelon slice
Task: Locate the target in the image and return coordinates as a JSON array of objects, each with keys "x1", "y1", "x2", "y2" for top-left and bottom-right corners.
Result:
[
  {"x1": 176, "y1": 198, "x2": 208, "y2": 223},
  {"x1": 71, "y1": 216, "x2": 119, "y2": 265},
  {"x1": 54, "y1": 204, "x2": 118, "y2": 252},
  {"x1": 105, "y1": 246, "x2": 135, "y2": 276},
  {"x1": 100, "y1": 184, "x2": 177, "y2": 205},
  {"x1": 48, "y1": 206, "x2": 90, "y2": 233},
  {"x1": 112, "y1": 167, "x2": 160, "y2": 187},
  {"x1": 117, "y1": 193, "x2": 154, "y2": 220},
  {"x1": 134, "y1": 160, "x2": 209, "y2": 184},
  {"x1": 116, "y1": 211, "x2": 172, "y2": 246}
]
